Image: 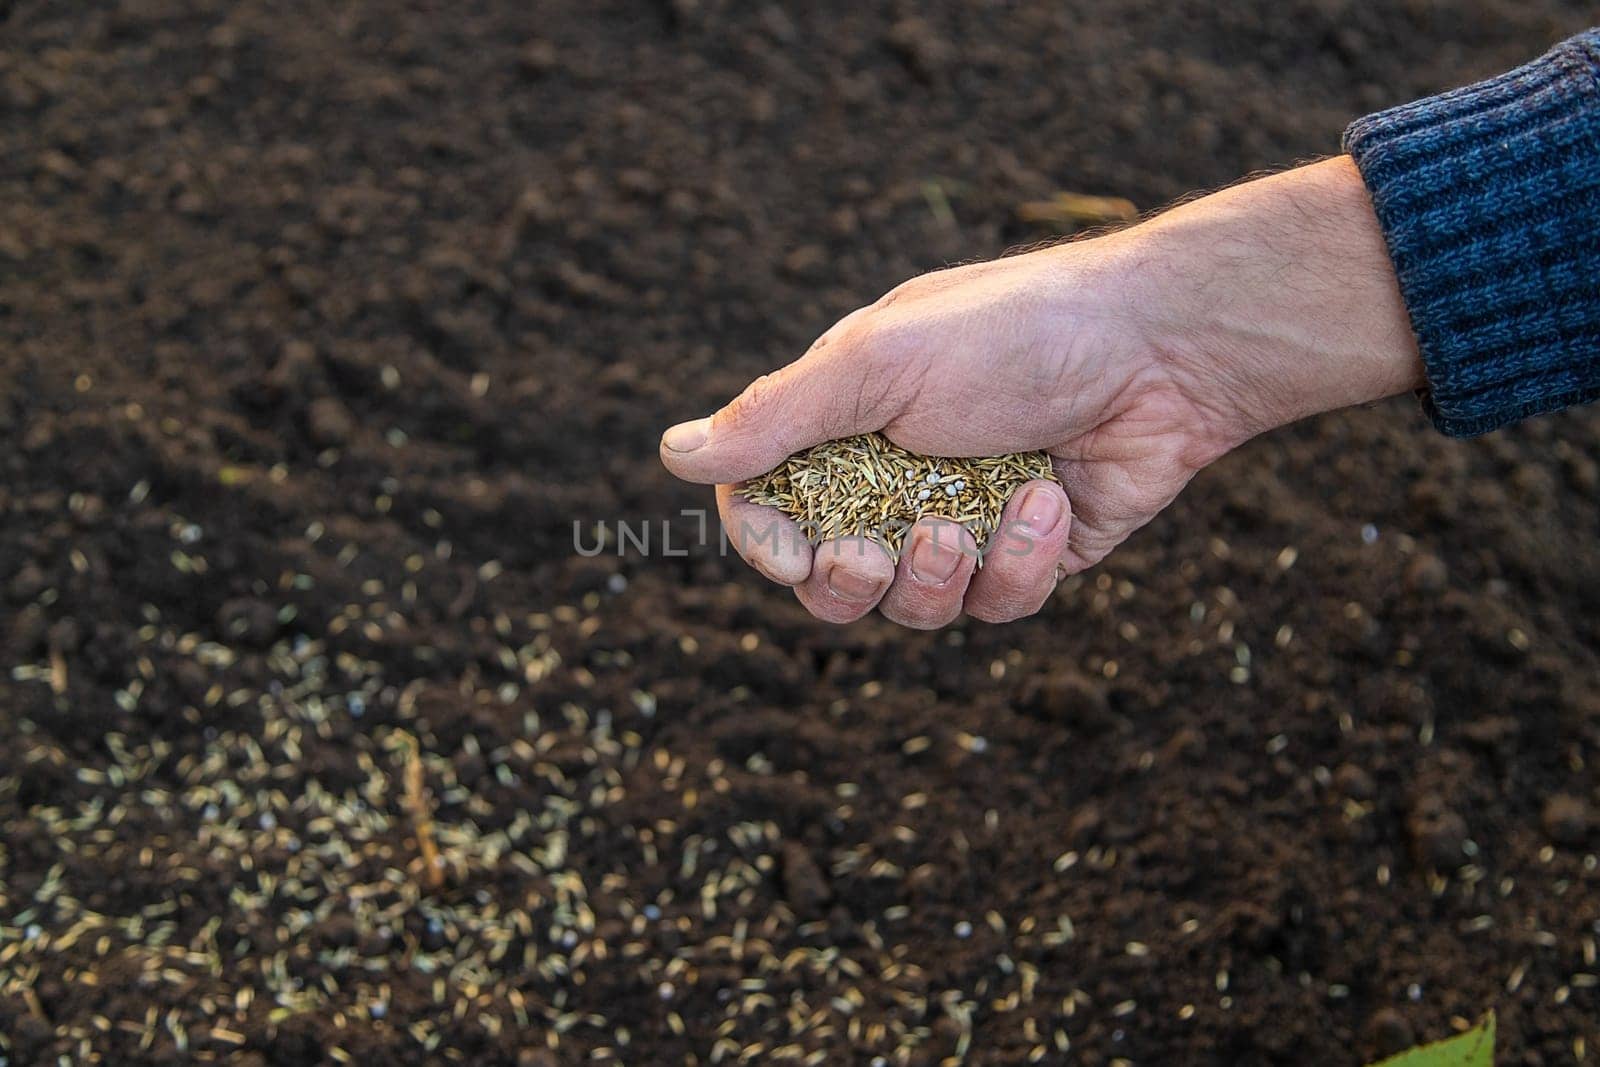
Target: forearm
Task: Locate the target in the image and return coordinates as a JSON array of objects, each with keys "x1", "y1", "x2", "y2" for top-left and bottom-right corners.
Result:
[
  {"x1": 1105, "y1": 28, "x2": 1600, "y2": 447},
  {"x1": 1107, "y1": 156, "x2": 1426, "y2": 446}
]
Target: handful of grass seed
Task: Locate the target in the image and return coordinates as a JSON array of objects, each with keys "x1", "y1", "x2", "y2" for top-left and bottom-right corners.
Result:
[{"x1": 739, "y1": 432, "x2": 1059, "y2": 560}]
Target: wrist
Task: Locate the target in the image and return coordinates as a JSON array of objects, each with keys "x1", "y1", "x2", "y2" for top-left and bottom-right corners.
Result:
[{"x1": 1117, "y1": 156, "x2": 1424, "y2": 446}]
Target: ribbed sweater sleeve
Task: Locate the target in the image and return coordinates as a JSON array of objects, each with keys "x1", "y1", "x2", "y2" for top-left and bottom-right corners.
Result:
[{"x1": 1343, "y1": 30, "x2": 1600, "y2": 437}]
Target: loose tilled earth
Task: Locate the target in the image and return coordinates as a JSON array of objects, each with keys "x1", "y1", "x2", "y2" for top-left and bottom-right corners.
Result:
[{"x1": 3, "y1": 1, "x2": 1600, "y2": 1064}]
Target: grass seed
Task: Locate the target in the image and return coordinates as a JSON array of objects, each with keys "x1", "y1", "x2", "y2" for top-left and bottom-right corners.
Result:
[{"x1": 739, "y1": 432, "x2": 1058, "y2": 559}]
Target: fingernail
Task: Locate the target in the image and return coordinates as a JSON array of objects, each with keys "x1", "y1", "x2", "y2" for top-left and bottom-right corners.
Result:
[
  {"x1": 1018, "y1": 486, "x2": 1063, "y2": 535},
  {"x1": 910, "y1": 529, "x2": 962, "y2": 583},
  {"x1": 662, "y1": 417, "x2": 711, "y2": 453},
  {"x1": 827, "y1": 564, "x2": 884, "y2": 602}
]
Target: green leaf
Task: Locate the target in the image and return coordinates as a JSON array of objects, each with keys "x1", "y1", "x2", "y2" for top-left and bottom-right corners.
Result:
[{"x1": 1368, "y1": 1012, "x2": 1495, "y2": 1067}]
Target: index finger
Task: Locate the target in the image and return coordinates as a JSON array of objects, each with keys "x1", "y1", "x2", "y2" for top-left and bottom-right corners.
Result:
[{"x1": 715, "y1": 484, "x2": 814, "y2": 586}]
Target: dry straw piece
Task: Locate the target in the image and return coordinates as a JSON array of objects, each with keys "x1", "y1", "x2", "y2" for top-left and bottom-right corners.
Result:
[{"x1": 740, "y1": 432, "x2": 1059, "y2": 560}]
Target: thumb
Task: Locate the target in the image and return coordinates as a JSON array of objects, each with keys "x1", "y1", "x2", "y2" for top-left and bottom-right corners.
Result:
[{"x1": 660, "y1": 318, "x2": 893, "y2": 485}]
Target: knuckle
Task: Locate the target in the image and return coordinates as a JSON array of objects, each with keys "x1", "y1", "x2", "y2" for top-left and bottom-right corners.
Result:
[
  {"x1": 968, "y1": 571, "x2": 1050, "y2": 623},
  {"x1": 970, "y1": 597, "x2": 1036, "y2": 625},
  {"x1": 873, "y1": 271, "x2": 937, "y2": 311},
  {"x1": 965, "y1": 600, "x2": 1017, "y2": 625},
  {"x1": 872, "y1": 285, "x2": 907, "y2": 311},
  {"x1": 822, "y1": 303, "x2": 920, "y2": 369},
  {"x1": 725, "y1": 372, "x2": 782, "y2": 423},
  {"x1": 811, "y1": 306, "x2": 873, "y2": 352},
  {"x1": 895, "y1": 612, "x2": 954, "y2": 631},
  {"x1": 881, "y1": 593, "x2": 956, "y2": 631},
  {"x1": 877, "y1": 600, "x2": 917, "y2": 628},
  {"x1": 822, "y1": 319, "x2": 880, "y2": 369},
  {"x1": 857, "y1": 313, "x2": 915, "y2": 358},
  {"x1": 747, "y1": 550, "x2": 807, "y2": 587}
]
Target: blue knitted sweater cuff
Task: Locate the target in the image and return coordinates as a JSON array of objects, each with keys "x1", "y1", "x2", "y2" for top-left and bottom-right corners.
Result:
[{"x1": 1344, "y1": 31, "x2": 1600, "y2": 437}]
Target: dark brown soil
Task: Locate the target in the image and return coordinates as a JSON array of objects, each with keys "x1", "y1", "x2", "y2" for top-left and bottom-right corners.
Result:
[{"x1": 4, "y1": 1, "x2": 1600, "y2": 1064}]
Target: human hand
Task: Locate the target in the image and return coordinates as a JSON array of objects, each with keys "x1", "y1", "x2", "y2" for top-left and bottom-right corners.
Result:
[{"x1": 660, "y1": 157, "x2": 1423, "y2": 626}]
